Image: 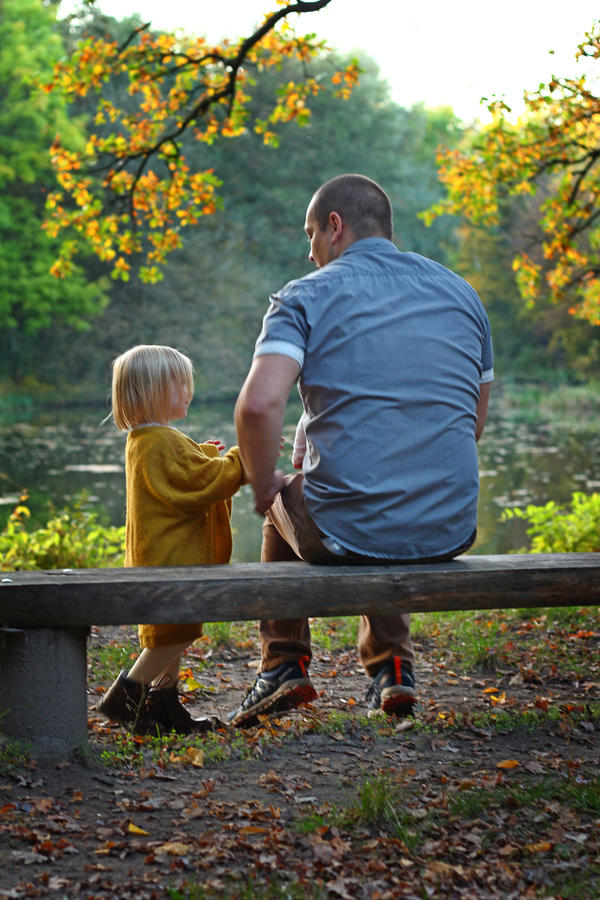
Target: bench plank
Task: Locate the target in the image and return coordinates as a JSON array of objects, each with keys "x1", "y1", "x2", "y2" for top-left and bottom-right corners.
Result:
[
  {"x1": 1, "y1": 554, "x2": 598, "y2": 627},
  {"x1": 1, "y1": 553, "x2": 598, "y2": 759}
]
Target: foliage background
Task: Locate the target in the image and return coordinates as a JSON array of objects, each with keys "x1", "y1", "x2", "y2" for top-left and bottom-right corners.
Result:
[{"x1": 0, "y1": 1, "x2": 598, "y2": 402}]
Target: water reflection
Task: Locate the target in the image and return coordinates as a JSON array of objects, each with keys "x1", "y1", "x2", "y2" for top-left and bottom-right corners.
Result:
[{"x1": 0, "y1": 401, "x2": 598, "y2": 560}]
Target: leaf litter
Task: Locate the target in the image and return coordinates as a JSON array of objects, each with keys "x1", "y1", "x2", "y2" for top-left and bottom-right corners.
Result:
[{"x1": 1, "y1": 611, "x2": 599, "y2": 899}]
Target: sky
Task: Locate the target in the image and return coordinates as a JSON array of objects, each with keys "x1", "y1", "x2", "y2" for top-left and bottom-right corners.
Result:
[{"x1": 58, "y1": 0, "x2": 599, "y2": 122}]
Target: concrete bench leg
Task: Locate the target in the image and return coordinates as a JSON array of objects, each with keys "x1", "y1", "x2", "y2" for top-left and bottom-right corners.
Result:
[{"x1": 0, "y1": 627, "x2": 88, "y2": 762}]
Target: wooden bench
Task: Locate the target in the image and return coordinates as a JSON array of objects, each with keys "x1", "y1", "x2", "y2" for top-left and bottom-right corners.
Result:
[{"x1": 1, "y1": 553, "x2": 599, "y2": 760}]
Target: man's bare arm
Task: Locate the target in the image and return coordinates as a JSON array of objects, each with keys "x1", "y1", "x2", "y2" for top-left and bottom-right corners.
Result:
[{"x1": 235, "y1": 354, "x2": 301, "y2": 514}]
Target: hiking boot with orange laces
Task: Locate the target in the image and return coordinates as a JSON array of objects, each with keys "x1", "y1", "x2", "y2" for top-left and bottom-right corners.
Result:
[
  {"x1": 366, "y1": 657, "x2": 416, "y2": 718},
  {"x1": 229, "y1": 656, "x2": 316, "y2": 728}
]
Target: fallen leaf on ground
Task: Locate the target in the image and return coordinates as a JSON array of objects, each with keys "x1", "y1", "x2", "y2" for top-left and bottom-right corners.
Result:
[
  {"x1": 169, "y1": 747, "x2": 205, "y2": 768},
  {"x1": 154, "y1": 841, "x2": 194, "y2": 856},
  {"x1": 128, "y1": 822, "x2": 150, "y2": 835},
  {"x1": 525, "y1": 840, "x2": 553, "y2": 853}
]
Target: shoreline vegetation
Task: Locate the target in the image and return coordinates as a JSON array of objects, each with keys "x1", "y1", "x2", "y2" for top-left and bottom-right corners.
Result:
[
  {"x1": 1, "y1": 379, "x2": 598, "y2": 568},
  {"x1": 1, "y1": 379, "x2": 600, "y2": 425},
  {"x1": 0, "y1": 389, "x2": 241, "y2": 423}
]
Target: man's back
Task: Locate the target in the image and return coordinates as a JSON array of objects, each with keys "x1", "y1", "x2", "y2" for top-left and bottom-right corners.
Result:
[
  {"x1": 261, "y1": 237, "x2": 493, "y2": 558},
  {"x1": 232, "y1": 173, "x2": 493, "y2": 729}
]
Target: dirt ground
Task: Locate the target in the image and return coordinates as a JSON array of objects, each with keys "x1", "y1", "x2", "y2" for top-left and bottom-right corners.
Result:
[{"x1": 1, "y1": 622, "x2": 599, "y2": 900}]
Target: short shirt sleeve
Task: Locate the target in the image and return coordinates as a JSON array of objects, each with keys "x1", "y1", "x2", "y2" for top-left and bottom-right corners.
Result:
[{"x1": 254, "y1": 281, "x2": 309, "y2": 367}]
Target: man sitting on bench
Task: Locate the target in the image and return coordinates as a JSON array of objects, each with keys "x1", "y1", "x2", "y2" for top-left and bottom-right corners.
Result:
[{"x1": 231, "y1": 173, "x2": 494, "y2": 728}]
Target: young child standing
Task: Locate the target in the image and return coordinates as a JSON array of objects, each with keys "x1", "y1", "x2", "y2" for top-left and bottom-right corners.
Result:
[{"x1": 97, "y1": 344, "x2": 245, "y2": 735}]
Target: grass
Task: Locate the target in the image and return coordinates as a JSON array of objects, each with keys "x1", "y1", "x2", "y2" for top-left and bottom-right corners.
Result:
[
  {"x1": 555, "y1": 865, "x2": 600, "y2": 900},
  {"x1": 304, "y1": 708, "x2": 370, "y2": 735},
  {"x1": 341, "y1": 773, "x2": 422, "y2": 842},
  {"x1": 96, "y1": 709, "x2": 373, "y2": 770},
  {"x1": 297, "y1": 772, "x2": 425, "y2": 848},
  {"x1": 87, "y1": 605, "x2": 598, "y2": 688},
  {"x1": 202, "y1": 621, "x2": 238, "y2": 649},
  {"x1": 170, "y1": 881, "x2": 327, "y2": 900},
  {"x1": 293, "y1": 760, "x2": 600, "y2": 895},
  {"x1": 309, "y1": 616, "x2": 357, "y2": 651},
  {"x1": 0, "y1": 733, "x2": 34, "y2": 774},
  {"x1": 411, "y1": 604, "x2": 599, "y2": 673},
  {"x1": 202, "y1": 615, "x2": 357, "y2": 654},
  {"x1": 97, "y1": 725, "x2": 242, "y2": 769},
  {"x1": 88, "y1": 621, "x2": 257, "y2": 687},
  {"x1": 450, "y1": 772, "x2": 600, "y2": 819},
  {"x1": 412, "y1": 609, "x2": 508, "y2": 669},
  {"x1": 186, "y1": 603, "x2": 597, "y2": 670},
  {"x1": 87, "y1": 634, "x2": 139, "y2": 682},
  {"x1": 93, "y1": 696, "x2": 600, "y2": 773},
  {"x1": 87, "y1": 602, "x2": 599, "y2": 775}
]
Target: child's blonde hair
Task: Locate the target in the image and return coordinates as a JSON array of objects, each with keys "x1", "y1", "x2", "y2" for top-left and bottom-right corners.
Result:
[{"x1": 111, "y1": 345, "x2": 194, "y2": 431}]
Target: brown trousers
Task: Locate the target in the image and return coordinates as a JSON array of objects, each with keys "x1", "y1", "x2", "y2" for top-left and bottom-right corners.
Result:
[
  {"x1": 260, "y1": 474, "x2": 476, "y2": 676},
  {"x1": 259, "y1": 474, "x2": 418, "y2": 677}
]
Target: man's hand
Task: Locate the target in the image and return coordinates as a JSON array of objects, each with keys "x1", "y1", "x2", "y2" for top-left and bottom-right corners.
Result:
[{"x1": 254, "y1": 470, "x2": 287, "y2": 516}]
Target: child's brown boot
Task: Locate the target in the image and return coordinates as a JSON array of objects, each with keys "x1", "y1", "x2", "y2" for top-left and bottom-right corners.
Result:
[
  {"x1": 96, "y1": 670, "x2": 156, "y2": 734},
  {"x1": 146, "y1": 685, "x2": 224, "y2": 735}
]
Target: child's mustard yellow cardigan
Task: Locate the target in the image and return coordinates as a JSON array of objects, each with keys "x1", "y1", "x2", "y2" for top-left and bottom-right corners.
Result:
[{"x1": 124, "y1": 425, "x2": 244, "y2": 648}]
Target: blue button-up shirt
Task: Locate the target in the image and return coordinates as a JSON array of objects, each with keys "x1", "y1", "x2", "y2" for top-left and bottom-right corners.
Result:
[{"x1": 255, "y1": 237, "x2": 494, "y2": 559}]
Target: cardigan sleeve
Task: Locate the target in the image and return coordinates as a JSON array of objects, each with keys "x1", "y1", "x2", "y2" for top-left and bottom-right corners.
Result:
[{"x1": 136, "y1": 430, "x2": 244, "y2": 513}]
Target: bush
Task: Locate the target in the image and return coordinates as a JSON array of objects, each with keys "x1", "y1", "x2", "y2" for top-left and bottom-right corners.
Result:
[
  {"x1": 0, "y1": 493, "x2": 125, "y2": 570},
  {"x1": 502, "y1": 491, "x2": 600, "y2": 553}
]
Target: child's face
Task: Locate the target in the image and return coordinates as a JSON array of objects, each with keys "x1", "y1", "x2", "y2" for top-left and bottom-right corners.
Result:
[{"x1": 167, "y1": 380, "x2": 192, "y2": 422}]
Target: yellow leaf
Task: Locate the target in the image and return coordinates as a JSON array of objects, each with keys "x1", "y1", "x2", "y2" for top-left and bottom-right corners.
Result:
[
  {"x1": 496, "y1": 759, "x2": 520, "y2": 769},
  {"x1": 155, "y1": 841, "x2": 193, "y2": 856},
  {"x1": 128, "y1": 822, "x2": 150, "y2": 835},
  {"x1": 185, "y1": 747, "x2": 205, "y2": 767},
  {"x1": 169, "y1": 747, "x2": 205, "y2": 768},
  {"x1": 526, "y1": 841, "x2": 553, "y2": 853}
]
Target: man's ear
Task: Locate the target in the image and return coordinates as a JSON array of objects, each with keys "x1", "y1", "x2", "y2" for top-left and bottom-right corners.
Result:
[{"x1": 329, "y1": 211, "x2": 344, "y2": 244}]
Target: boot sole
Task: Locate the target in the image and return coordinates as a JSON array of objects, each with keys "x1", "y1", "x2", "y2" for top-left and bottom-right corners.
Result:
[
  {"x1": 231, "y1": 679, "x2": 317, "y2": 729},
  {"x1": 368, "y1": 686, "x2": 417, "y2": 718},
  {"x1": 99, "y1": 708, "x2": 160, "y2": 736},
  {"x1": 153, "y1": 715, "x2": 225, "y2": 737}
]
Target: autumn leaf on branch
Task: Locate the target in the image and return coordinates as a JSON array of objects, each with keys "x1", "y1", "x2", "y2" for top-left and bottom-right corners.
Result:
[
  {"x1": 43, "y1": 0, "x2": 360, "y2": 282},
  {"x1": 422, "y1": 20, "x2": 600, "y2": 325}
]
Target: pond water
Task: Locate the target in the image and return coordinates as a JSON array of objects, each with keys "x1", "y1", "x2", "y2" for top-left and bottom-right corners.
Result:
[{"x1": 0, "y1": 396, "x2": 598, "y2": 561}]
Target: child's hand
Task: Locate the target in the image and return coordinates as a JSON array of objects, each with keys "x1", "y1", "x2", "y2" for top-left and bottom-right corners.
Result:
[
  {"x1": 292, "y1": 418, "x2": 306, "y2": 469},
  {"x1": 205, "y1": 439, "x2": 225, "y2": 453}
]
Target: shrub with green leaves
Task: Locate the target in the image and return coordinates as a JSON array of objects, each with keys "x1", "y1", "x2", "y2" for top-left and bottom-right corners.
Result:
[
  {"x1": 0, "y1": 492, "x2": 125, "y2": 570},
  {"x1": 502, "y1": 491, "x2": 600, "y2": 553}
]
